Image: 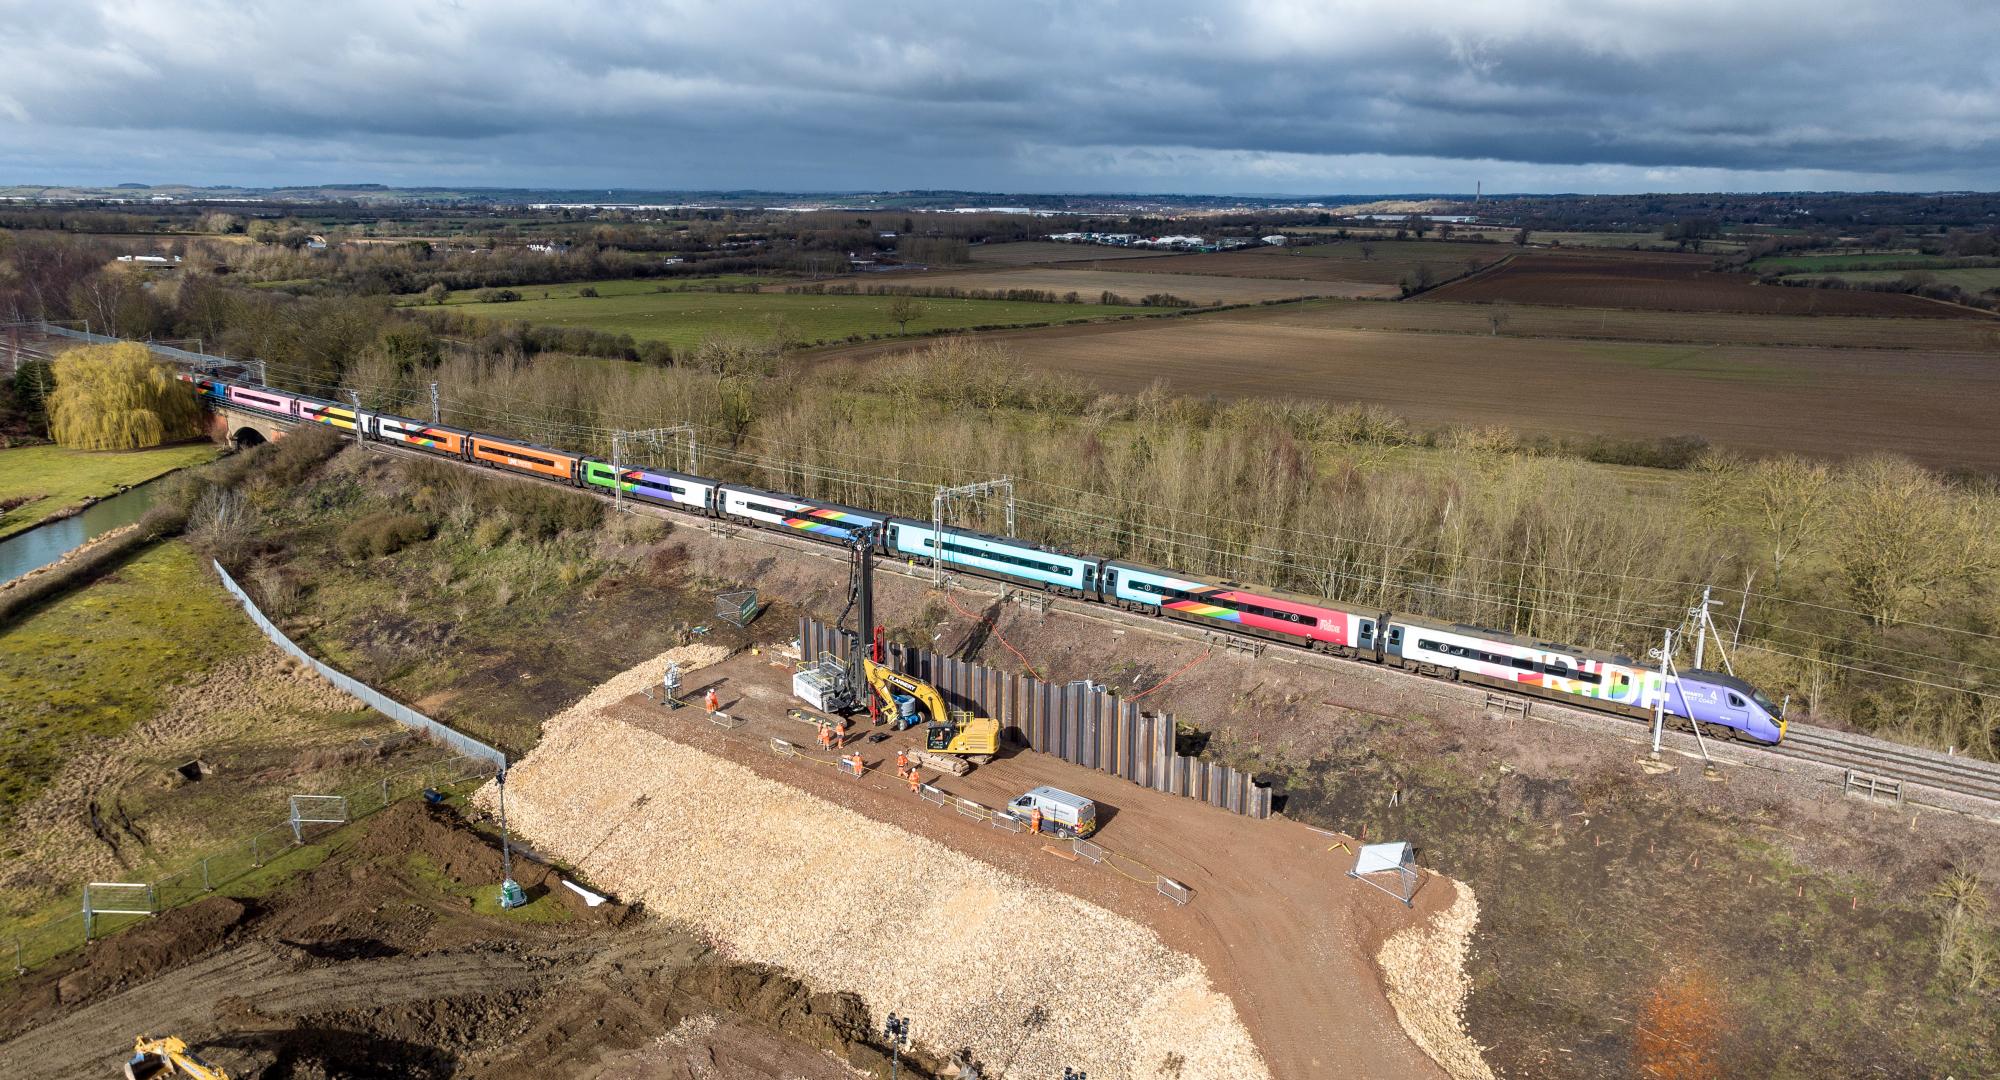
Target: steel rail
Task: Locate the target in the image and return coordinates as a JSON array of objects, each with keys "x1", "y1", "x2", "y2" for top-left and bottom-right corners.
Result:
[{"x1": 192, "y1": 383, "x2": 2000, "y2": 811}]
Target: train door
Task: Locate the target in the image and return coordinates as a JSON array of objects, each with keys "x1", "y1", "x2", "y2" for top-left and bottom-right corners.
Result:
[{"x1": 1720, "y1": 690, "x2": 1752, "y2": 731}]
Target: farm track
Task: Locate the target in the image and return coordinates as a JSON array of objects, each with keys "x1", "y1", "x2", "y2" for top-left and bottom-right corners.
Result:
[{"x1": 187, "y1": 399, "x2": 2000, "y2": 820}]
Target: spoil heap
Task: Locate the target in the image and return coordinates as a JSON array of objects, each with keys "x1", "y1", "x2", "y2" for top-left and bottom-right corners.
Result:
[
  {"x1": 1378, "y1": 888, "x2": 1493, "y2": 1080},
  {"x1": 480, "y1": 646, "x2": 1267, "y2": 1080}
]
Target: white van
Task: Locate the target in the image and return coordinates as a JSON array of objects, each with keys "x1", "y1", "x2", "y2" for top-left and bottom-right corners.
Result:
[{"x1": 1005, "y1": 786, "x2": 1098, "y2": 839}]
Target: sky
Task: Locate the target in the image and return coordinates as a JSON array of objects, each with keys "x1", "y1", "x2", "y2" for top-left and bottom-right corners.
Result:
[{"x1": 1, "y1": 0, "x2": 1997, "y2": 195}]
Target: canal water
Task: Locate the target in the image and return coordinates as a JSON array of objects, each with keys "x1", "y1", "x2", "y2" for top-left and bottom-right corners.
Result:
[{"x1": 0, "y1": 481, "x2": 162, "y2": 584}]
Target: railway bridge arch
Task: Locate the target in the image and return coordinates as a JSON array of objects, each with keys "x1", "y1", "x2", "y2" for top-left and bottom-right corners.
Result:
[{"x1": 205, "y1": 403, "x2": 293, "y2": 450}]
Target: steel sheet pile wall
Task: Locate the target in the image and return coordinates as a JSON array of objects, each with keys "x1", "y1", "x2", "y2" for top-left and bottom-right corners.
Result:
[{"x1": 798, "y1": 617, "x2": 1271, "y2": 818}]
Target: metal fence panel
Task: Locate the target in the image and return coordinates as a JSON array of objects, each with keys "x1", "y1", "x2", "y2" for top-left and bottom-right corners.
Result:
[{"x1": 215, "y1": 561, "x2": 506, "y2": 773}]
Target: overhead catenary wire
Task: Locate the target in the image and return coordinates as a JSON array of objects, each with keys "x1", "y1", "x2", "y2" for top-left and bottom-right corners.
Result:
[{"x1": 238, "y1": 361, "x2": 2000, "y2": 703}]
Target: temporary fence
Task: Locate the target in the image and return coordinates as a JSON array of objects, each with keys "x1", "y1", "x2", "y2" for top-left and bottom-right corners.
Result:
[
  {"x1": 798, "y1": 617, "x2": 1272, "y2": 818},
  {"x1": 213, "y1": 559, "x2": 507, "y2": 774},
  {"x1": 31, "y1": 321, "x2": 240, "y2": 376},
  {"x1": 1, "y1": 751, "x2": 497, "y2": 980}
]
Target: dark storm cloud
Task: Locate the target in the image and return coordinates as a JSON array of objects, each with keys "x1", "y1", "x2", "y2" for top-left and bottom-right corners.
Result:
[{"x1": 1, "y1": 0, "x2": 1996, "y2": 192}]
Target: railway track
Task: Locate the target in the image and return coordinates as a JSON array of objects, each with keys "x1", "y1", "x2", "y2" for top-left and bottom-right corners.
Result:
[
  {"x1": 257, "y1": 409, "x2": 2000, "y2": 813},
  {"x1": 1767, "y1": 725, "x2": 2000, "y2": 804}
]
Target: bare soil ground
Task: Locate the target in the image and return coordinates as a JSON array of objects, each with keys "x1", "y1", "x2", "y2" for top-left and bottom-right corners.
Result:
[
  {"x1": 603, "y1": 652, "x2": 1453, "y2": 1080},
  {"x1": 645, "y1": 519, "x2": 2000, "y2": 1078},
  {"x1": 966, "y1": 242, "x2": 1175, "y2": 266},
  {"x1": 967, "y1": 317, "x2": 2000, "y2": 470},
  {"x1": 0, "y1": 800, "x2": 893, "y2": 1080},
  {"x1": 788, "y1": 266, "x2": 1391, "y2": 303},
  {"x1": 1063, "y1": 242, "x2": 1513, "y2": 285},
  {"x1": 1424, "y1": 252, "x2": 1989, "y2": 318},
  {"x1": 1213, "y1": 296, "x2": 2000, "y2": 351}
]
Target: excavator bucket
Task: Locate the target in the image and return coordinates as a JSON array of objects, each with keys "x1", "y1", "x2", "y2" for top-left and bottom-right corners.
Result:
[{"x1": 125, "y1": 1053, "x2": 171, "y2": 1080}]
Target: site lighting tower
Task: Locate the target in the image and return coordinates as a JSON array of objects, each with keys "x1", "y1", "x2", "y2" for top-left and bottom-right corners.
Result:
[{"x1": 884, "y1": 1013, "x2": 911, "y2": 1079}]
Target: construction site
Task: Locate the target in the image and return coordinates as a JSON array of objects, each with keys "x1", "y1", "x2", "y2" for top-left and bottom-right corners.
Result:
[
  {"x1": 8, "y1": 394, "x2": 1999, "y2": 1078},
  {"x1": 0, "y1": 506, "x2": 1499, "y2": 1080}
]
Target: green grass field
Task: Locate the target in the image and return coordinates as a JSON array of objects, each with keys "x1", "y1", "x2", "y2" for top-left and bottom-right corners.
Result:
[
  {"x1": 426, "y1": 277, "x2": 1157, "y2": 348},
  {"x1": 0, "y1": 442, "x2": 218, "y2": 540},
  {"x1": 1779, "y1": 267, "x2": 2000, "y2": 293},
  {"x1": 0, "y1": 543, "x2": 256, "y2": 816}
]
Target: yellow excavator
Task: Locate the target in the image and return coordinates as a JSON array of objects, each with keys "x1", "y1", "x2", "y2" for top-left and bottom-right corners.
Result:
[
  {"x1": 862, "y1": 657, "x2": 998, "y2": 758},
  {"x1": 124, "y1": 1036, "x2": 230, "y2": 1080},
  {"x1": 798, "y1": 525, "x2": 999, "y2": 774}
]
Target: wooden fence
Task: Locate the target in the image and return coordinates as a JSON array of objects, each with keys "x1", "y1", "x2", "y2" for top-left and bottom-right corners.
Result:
[{"x1": 798, "y1": 617, "x2": 1272, "y2": 818}]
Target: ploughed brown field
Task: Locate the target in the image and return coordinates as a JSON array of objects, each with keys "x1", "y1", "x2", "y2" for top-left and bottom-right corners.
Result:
[
  {"x1": 903, "y1": 317, "x2": 2000, "y2": 470},
  {"x1": 966, "y1": 240, "x2": 1175, "y2": 265},
  {"x1": 1064, "y1": 240, "x2": 1513, "y2": 285},
  {"x1": 1424, "y1": 252, "x2": 1984, "y2": 318},
  {"x1": 1215, "y1": 297, "x2": 2000, "y2": 351}
]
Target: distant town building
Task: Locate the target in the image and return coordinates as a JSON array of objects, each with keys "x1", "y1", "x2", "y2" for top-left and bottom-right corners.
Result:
[{"x1": 1261, "y1": 235, "x2": 1288, "y2": 245}]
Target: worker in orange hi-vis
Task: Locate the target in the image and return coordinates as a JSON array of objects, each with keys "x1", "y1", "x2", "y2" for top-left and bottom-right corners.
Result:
[
  {"x1": 847, "y1": 752, "x2": 865, "y2": 777},
  {"x1": 1029, "y1": 807, "x2": 1043, "y2": 835},
  {"x1": 704, "y1": 688, "x2": 719, "y2": 716},
  {"x1": 908, "y1": 769, "x2": 922, "y2": 794},
  {"x1": 895, "y1": 748, "x2": 910, "y2": 774},
  {"x1": 816, "y1": 723, "x2": 832, "y2": 751}
]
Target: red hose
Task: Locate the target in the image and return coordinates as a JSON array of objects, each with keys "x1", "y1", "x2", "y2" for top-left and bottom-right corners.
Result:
[
  {"x1": 939, "y1": 591, "x2": 1045, "y2": 681},
  {"x1": 1127, "y1": 647, "x2": 1213, "y2": 702}
]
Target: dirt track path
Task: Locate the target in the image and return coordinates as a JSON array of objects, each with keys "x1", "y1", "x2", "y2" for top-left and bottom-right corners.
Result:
[
  {"x1": 646, "y1": 654, "x2": 1454, "y2": 1080},
  {"x1": 0, "y1": 943, "x2": 548, "y2": 1079}
]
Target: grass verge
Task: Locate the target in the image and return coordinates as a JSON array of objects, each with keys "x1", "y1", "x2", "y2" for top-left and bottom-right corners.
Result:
[{"x1": 0, "y1": 443, "x2": 217, "y2": 540}]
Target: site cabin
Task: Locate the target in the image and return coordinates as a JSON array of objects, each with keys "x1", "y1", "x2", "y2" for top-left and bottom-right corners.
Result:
[{"x1": 1006, "y1": 786, "x2": 1097, "y2": 839}]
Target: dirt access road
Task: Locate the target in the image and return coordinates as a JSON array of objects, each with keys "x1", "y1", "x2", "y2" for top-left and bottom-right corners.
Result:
[
  {"x1": 0, "y1": 800, "x2": 889, "y2": 1080},
  {"x1": 632, "y1": 651, "x2": 1455, "y2": 1080}
]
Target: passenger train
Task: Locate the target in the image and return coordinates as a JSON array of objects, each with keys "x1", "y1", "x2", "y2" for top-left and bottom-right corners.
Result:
[{"x1": 190, "y1": 374, "x2": 1788, "y2": 745}]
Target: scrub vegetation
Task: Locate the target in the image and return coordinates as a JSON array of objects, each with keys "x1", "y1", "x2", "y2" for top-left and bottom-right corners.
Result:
[{"x1": 320, "y1": 339, "x2": 2000, "y2": 758}]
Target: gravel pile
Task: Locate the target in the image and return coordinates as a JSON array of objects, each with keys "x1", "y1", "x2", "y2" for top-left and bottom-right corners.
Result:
[
  {"x1": 1377, "y1": 885, "x2": 1494, "y2": 1080},
  {"x1": 480, "y1": 649, "x2": 1268, "y2": 1080}
]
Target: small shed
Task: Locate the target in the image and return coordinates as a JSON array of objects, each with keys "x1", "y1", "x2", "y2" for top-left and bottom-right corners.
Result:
[{"x1": 1348, "y1": 840, "x2": 1421, "y2": 906}]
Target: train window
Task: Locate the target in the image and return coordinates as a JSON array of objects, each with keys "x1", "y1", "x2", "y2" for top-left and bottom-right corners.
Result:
[
  {"x1": 743, "y1": 499, "x2": 806, "y2": 518},
  {"x1": 928, "y1": 536, "x2": 1070, "y2": 577},
  {"x1": 1512, "y1": 657, "x2": 1535, "y2": 671},
  {"x1": 1728, "y1": 692, "x2": 1746, "y2": 708}
]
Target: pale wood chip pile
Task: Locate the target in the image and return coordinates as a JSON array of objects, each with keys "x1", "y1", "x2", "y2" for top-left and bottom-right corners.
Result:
[
  {"x1": 1376, "y1": 885, "x2": 1495, "y2": 1080},
  {"x1": 478, "y1": 649, "x2": 1268, "y2": 1080}
]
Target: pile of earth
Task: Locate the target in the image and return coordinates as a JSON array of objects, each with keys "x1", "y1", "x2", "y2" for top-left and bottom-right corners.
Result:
[{"x1": 0, "y1": 799, "x2": 921, "y2": 1079}]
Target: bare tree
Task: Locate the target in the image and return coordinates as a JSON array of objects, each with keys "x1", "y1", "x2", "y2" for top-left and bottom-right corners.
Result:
[
  {"x1": 1358, "y1": 243, "x2": 1376, "y2": 261},
  {"x1": 886, "y1": 295, "x2": 923, "y2": 335},
  {"x1": 1829, "y1": 455, "x2": 1996, "y2": 626},
  {"x1": 1488, "y1": 309, "x2": 1509, "y2": 336}
]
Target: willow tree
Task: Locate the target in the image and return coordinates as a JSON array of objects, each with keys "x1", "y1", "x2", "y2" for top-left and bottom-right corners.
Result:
[{"x1": 47, "y1": 342, "x2": 203, "y2": 450}]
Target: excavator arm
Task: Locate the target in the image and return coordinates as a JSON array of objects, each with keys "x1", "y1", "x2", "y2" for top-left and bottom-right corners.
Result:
[
  {"x1": 126, "y1": 1036, "x2": 231, "y2": 1080},
  {"x1": 860, "y1": 659, "x2": 998, "y2": 755},
  {"x1": 861, "y1": 658, "x2": 950, "y2": 728}
]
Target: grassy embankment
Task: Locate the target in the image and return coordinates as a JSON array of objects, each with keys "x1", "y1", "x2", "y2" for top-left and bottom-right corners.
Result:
[
  {"x1": 418, "y1": 275, "x2": 1157, "y2": 348},
  {"x1": 223, "y1": 444, "x2": 764, "y2": 755},
  {"x1": 0, "y1": 443, "x2": 217, "y2": 540},
  {"x1": 1223, "y1": 708, "x2": 2000, "y2": 1078},
  {"x1": 0, "y1": 536, "x2": 415, "y2": 935}
]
